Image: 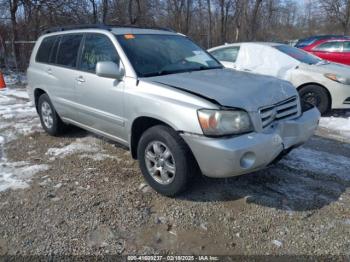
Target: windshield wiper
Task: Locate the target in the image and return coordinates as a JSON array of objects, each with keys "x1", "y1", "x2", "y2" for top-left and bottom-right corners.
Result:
[
  {"x1": 143, "y1": 65, "x2": 223, "y2": 77},
  {"x1": 143, "y1": 68, "x2": 192, "y2": 77},
  {"x1": 190, "y1": 65, "x2": 223, "y2": 72}
]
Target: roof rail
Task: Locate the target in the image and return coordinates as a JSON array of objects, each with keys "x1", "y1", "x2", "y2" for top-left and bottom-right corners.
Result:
[
  {"x1": 107, "y1": 24, "x2": 175, "y2": 32},
  {"x1": 41, "y1": 24, "x2": 175, "y2": 35},
  {"x1": 41, "y1": 24, "x2": 111, "y2": 35}
]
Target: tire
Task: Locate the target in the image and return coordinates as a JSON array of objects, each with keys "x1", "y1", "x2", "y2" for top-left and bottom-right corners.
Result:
[
  {"x1": 298, "y1": 85, "x2": 330, "y2": 115},
  {"x1": 137, "y1": 125, "x2": 197, "y2": 197},
  {"x1": 38, "y1": 93, "x2": 66, "y2": 136}
]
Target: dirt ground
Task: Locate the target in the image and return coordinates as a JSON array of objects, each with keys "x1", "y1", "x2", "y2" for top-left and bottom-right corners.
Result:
[{"x1": 0, "y1": 87, "x2": 350, "y2": 256}]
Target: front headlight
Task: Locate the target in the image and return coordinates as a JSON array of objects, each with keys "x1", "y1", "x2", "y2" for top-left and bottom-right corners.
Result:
[
  {"x1": 324, "y1": 73, "x2": 350, "y2": 85},
  {"x1": 197, "y1": 109, "x2": 253, "y2": 136}
]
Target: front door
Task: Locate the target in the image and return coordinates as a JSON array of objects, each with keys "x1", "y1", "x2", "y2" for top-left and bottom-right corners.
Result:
[{"x1": 75, "y1": 33, "x2": 127, "y2": 143}]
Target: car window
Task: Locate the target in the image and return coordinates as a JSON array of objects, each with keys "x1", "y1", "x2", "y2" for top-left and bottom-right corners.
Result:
[
  {"x1": 49, "y1": 36, "x2": 60, "y2": 64},
  {"x1": 80, "y1": 34, "x2": 120, "y2": 72},
  {"x1": 56, "y1": 34, "x2": 83, "y2": 68},
  {"x1": 36, "y1": 36, "x2": 57, "y2": 63},
  {"x1": 343, "y1": 41, "x2": 350, "y2": 52},
  {"x1": 313, "y1": 41, "x2": 342, "y2": 52},
  {"x1": 210, "y1": 47, "x2": 240, "y2": 63}
]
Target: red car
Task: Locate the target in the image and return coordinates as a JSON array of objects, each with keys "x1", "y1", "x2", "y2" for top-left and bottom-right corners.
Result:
[{"x1": 301, "y1": 38, "x2": 350, "y2": 66}]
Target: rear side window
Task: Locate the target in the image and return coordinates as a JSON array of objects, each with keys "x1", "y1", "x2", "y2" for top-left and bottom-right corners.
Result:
[
  {"x1": 36, "y1": 36, "x2": 56, "y2": 63},
  {"x1": 314, "y1": 41, "x2": 342, "y2": 52},
  {"x1": 211, "y1": 47, "x2": 240, "y2": 62},
  {"x1": 56, "y1": 34, "x2": 83, "y2": 68},
  {"x1": 48, "y1": 36, "x2": 60, "y2": 63},
  {"x1": 80, "y1": 34, "x2": 120, "y2": 72}
]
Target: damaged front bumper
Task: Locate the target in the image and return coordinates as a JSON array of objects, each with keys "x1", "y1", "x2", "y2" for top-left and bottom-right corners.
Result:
[{"x1": 181, "y1": 107, "x2": 320, "y2": 178}]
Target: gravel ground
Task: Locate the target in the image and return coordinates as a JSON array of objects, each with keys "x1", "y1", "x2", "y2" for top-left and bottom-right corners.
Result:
[{"x1": 0, "y1": 87, "x2": 350, "y2": 256}]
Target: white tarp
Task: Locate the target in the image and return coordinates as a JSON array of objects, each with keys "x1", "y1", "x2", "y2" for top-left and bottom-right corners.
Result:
[{"x1": 234, "y1": 43, "x2": 300, "y2": 81}]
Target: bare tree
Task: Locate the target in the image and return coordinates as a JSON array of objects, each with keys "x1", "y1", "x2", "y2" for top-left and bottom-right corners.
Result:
[
  {"x1": 320, "y1": 0, "x2": 350, "y2": 34},
  {"x1": 249, "y1": 0, "x2": 263, "y2": 40},
  {"x1": 89, "y1": 0, "x2": 98, "y2": 23},
  {"x1": 9, "y1": 0, "x2": 20, "y2": 69},
  {"x1": 206, "y1": 0, "x2": 212, "y2": 46},
  {"x1": 102, "y1": 0, "x2": 109, "y2": 24}
]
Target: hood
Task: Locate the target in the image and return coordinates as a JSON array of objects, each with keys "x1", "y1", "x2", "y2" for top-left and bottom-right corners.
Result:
[
  {"x1": 144, "y1": 68, "x2": 297, "y2": 112},
  {"x1": 299, "y1": 62, "x2": 350, "y2": 77}
]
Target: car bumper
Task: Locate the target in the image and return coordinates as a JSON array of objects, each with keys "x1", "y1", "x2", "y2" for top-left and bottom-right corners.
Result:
[
  {"x1": 328, "y1": 81, "x2": 350, "y2": 109},
  {"x1": 181, "y1": 107, "x2": 320, "y2": 178}
]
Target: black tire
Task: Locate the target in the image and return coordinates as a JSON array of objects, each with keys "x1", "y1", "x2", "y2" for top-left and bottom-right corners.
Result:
[
  {"x1": 298, "y1": 85, "x2": 330, "y2": 115},
  {"x1": 38, "y1": 93, "x2": 66, "y2": 136},
  {"x1": 137, "y1": 125, "x2": 197, "y2": 197}
]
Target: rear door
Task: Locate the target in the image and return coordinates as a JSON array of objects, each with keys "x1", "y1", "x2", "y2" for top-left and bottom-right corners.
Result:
[
  {"x1": 48, "y1": 34, "x2": 83, "y2": 120},
  {"x1": 210, "y1": 46, "x2": 240, "y2": 69},
  {"x1": 74, "y1": 33, "x2": 126, "y2": 142}
]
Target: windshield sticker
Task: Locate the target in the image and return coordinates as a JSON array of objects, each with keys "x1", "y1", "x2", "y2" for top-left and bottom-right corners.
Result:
[{"x1": 124, "y1": 34, "x2": 135, "y2": 40}]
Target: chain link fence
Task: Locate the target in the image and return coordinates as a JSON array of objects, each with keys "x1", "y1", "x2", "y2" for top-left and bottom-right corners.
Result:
[{"x1": 0, "y1": 38, "x2": 36, "y2": 71}]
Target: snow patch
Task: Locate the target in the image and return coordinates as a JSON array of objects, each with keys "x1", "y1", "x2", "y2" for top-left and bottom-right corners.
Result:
[
  {"x1": 1, "y1": 89, "x2": 29, "y2": 99},
  {"x1": 46, "y1": 137, "x2": 102, "y2": 158},
  {"x1": 0, "y1": 161, "x2": 50, "y2": 192},
  {"x1": 319, "y1": 116, "x2": 350, "y2": 139},
  {"x1": 79, "y1": 153, "x2": 120, "y2": 161},
  {"x1": 0, "y1": 101, "x2": 36, "y2": 119},
  {"x1": 0, "y1": 89, "x2": 41, "y2": 143}
]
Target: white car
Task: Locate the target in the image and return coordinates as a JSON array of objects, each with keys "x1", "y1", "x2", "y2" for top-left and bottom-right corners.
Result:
[{"x1": 208, "y1": 42, "x2": 350, "y2": 114}]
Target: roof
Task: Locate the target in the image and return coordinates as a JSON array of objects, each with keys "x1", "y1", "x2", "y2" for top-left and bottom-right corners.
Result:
[
  {"x1": 42, "y1": 24, "x2": 177, "y2": 36},
  {"x1": 208, "y1": 42, "x2": 284, "y2": 51},
  {"x1": 297, "y1": 35, "x2": 350, "y2": 42},
  {"x1": 314, "y1": 37, "x2": 350, "y2": 43}
]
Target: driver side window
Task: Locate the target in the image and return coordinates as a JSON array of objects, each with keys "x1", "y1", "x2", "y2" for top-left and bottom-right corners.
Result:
[
  {"x1": 211, "y1": 47, "x2": 240, "y2": 63},
  {"x1": 80, "y1": 34, "x2": 120, "y2": 73}
]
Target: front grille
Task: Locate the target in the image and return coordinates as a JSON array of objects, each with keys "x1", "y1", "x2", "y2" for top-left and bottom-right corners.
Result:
[{"x1": 259, "y1": 96, "x2": 299, "y2": 128}]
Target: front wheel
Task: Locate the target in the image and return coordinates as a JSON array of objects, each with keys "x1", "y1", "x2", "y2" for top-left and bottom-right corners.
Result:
[
  {"x1": 298, "y1": 85, "x2": 330, "y2": 115},
  {"x1": 137, "y1": 125, "x2": 196, "y2": 196}
]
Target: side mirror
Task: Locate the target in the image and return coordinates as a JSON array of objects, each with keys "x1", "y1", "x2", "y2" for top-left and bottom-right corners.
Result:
[{"x1": 96, "y1": 61, "x2": 124, "y2": 80}]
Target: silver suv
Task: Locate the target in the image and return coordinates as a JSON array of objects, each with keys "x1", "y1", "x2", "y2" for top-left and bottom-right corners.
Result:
[{"x1": 27, "y1": 25, "x2": 320, "y2": 196}]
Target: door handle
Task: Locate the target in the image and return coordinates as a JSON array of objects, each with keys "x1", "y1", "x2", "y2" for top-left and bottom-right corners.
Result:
[
  {"x1": 47, "y1": 68, "x2": 52, "y2": 75},
  {"x1": 76, "y1": 76, "x2": 85, "y2": 83}
]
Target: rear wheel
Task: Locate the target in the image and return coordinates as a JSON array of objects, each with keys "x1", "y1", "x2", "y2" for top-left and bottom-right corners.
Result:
[
  {"x1": 137, "y1": 125, "x2": 196, "y2": 196},
  {"x1": 38, "y1": 93, "x2": 66, "y2": 136},
  {"x1": 298, "y1": 84, "x2": 330, "y2": 115}
]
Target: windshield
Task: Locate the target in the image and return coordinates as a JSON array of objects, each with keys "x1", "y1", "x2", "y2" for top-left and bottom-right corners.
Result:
[
  {"x1": 275, "y1": 45, "x2": 322, "y2": 65},
  {"x1": 116, "y1": 34, "x2": 222, "y2": 77}
]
